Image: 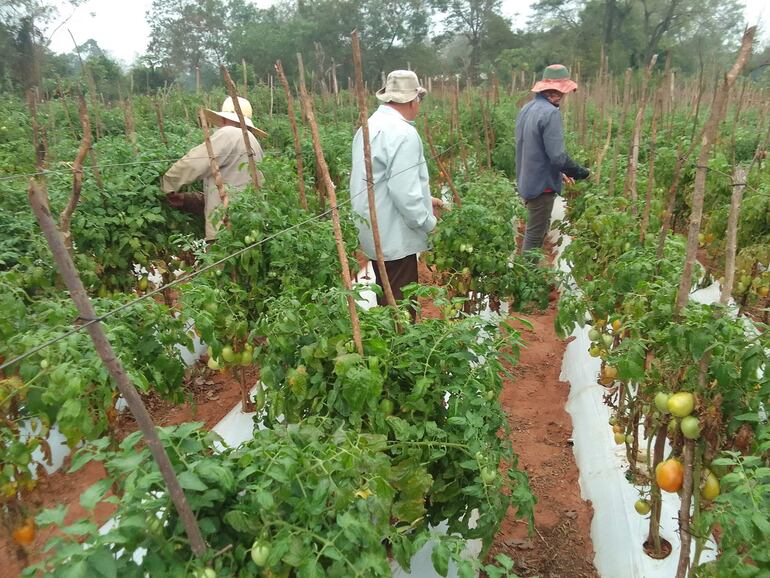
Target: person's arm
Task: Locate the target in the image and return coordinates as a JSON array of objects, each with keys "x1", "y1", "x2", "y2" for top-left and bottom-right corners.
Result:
[
  {"x1": 541, "y1": 110, "x2": 590, "y2": 180},
  {"x1": 160, "y1": 141, "x2": 212, "y2": 193},
  {"x1": 386, "y1": 133, "x2": 437, "y2": 233}
]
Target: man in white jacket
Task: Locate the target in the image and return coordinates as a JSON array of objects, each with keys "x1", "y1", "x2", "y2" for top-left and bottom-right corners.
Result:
[{"x1": 350, "y1": 70, "x2": 442, "y2": 307}]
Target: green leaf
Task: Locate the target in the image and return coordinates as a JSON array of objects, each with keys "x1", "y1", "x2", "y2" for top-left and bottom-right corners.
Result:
[
  {"x1": 223, "y1": 510, "x2": 258, "y2": 533},
  {"x1": 36, "y1": 504, "x2": 68, "y2": 526},
  {"x1": 88, "y1": 546, "x2": 117, "y2": 578},
  {"x1": 752, "y1": 512, "x2": 770, "y2": 535},
  {"x1": 177, "y1": 471, "x2": 208, "y2": 492},
  {"x1": 431, "y1": 542, "x2": 450, "y2": 577},
  {"x1": 80, "y1": 479, "x2": 112, "y2": 511}
]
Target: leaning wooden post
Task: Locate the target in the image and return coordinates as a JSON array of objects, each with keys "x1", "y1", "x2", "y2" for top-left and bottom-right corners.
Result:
[
  {"x1": 720, "y1": 166, "x2": 747, "y2": 305},
  {"x1": 352, "y1": 31, "x2": 397, "y2": 309},
  {"x1": 28, "y1": 180, "x2": 207, "y2": 558},
  {"x1": 275, "y1": 60, "x2": 308, "y2": 210},
  {"x1": 60, "y1": 95, "x2": 91, "y2": 254},
  {"x1": 674, "y1": 27, "x2": 755, "y2": 315},
  {"x1": 423, "y1": 117, "x2": 462, "y2": 207},
  {"x1": 297, "y1": 56, "x2": 364, "y2": 357},
  {"x1": 221, "y1": 65, "x2": 262, "y2": 193}
]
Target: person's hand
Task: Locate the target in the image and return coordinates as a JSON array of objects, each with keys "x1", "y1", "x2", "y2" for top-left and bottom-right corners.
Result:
[
  {"x1": 431, "y1": 196, "x2": 445, "y2": 218},
  {"x1": 562, "y1": 174, "x2": 575, "y2": 187},
  {"x1": 165, "y1": 191, "x2": 184, "y2": 208}
]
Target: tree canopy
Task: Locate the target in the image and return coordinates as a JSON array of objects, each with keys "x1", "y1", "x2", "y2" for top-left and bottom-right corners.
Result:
[{"x1": 0, "y1": 0, "x2": 764, "y2": 95}]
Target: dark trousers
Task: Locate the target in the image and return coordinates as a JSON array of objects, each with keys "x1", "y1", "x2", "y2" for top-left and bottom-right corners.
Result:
[
  {"x1": 522, "y1": 191, "x2": 557, "y2": 254},
  {"x1": 371, "y1": 254, "x2": 418, "y2": 307}
]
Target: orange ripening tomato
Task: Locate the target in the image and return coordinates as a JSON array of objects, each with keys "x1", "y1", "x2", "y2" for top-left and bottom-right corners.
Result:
[
  {"x1": 655, "y1": 459, "x2": 684, "y2": 493},
  {"x1": 12, "y1": 521, "x2": 36, "y2": 545}
]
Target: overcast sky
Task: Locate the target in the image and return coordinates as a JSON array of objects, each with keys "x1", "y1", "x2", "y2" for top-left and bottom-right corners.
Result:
[{"x1": 47, "y1": 0, "x2": 769, "y2": 65}]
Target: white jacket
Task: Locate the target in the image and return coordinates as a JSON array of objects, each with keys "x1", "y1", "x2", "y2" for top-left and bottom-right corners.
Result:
[{"x1": 350, "y1": 106, "x2": 436, "y2": 261}]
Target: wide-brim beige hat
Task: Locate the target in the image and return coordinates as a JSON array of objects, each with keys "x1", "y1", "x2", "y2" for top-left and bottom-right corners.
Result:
[
  {"x1": 203, "y1": 96, "x2": 267, "y2": 139},
  {"x1": 376, "y1": 70, "x2": 427, "y2": 103}
]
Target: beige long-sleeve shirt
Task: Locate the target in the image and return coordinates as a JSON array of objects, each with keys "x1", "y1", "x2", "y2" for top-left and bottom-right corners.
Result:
[{"x1": 161, "y1": 126, "x2": 264, "y2": 239}]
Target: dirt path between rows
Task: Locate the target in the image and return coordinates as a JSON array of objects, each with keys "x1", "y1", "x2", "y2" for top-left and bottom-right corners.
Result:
[{"x1": 489, "y1": 303, "x2": 599, "y2": 578}]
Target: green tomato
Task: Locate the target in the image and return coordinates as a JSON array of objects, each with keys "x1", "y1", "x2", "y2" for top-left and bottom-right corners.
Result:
[
  {"x1": 379, "y1": 399, "x2": 395, "y2": 416},
  {"x1": 634, "y1": 499, "x2": 651, "y2": 515},
  {"x1": 680, "y1": 415, "x2": 701, "y2": 439},
  {"x1": 250, "y1": 540, "x2": 271, "y2": 567},
  {"x1": 485, "y1": 390, "x2": 495, "y2": 401},
  {"x1": 588, "y1": 328, "x2": 601, "y2": 342},
  {"x1": 480, "y1": 467, "x2": 497, "y2": 484},
  {"x1": 240, "y1": 350, "x2": 253, "y2": 366},
  {"x1": 602, "y1": 334, "x2": 614, "y2": 348},
  {"x1": 207, "y1": 357, "x2": 220, "y2": 371},
  {"x1": 39, "y1": 359, "x2": 49, "y2": 370},
  {"x1": 654, "y1": 392, "x2": 671, "y2": 414},
  {"x1": 221, "y1": 346, "x2": 236, "y2": 363}
]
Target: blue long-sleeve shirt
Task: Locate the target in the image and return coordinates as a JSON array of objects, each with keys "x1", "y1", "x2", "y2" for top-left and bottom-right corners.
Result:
[{"x1": 515, "y1": 93, "x2": 587, "y2": 200}]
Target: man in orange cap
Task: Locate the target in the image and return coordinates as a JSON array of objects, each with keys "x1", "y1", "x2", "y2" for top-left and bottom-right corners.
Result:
[
  {"x1": 515, "y1": 64, "x2": 589, "y2": 255},
  {"x1": 161, "y1": 96, "x2": 266, "y2": 241}
]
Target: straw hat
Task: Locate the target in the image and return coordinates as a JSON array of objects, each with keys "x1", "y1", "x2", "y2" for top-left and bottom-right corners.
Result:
[
  {"x1": 531, "y1": 64, "x2": 578, "y2": 94},
  {"x1": 203, "y1": 96, "x2": 268, "y2": 139},
  {"x1": 376, "y1": 70, "x2": 427, "y2": 103}
]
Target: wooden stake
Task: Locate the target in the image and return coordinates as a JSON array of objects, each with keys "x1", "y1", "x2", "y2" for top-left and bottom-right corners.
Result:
[
  {"x1": 60, "y1": 94, "x2": 91, "y2": 254},
  {"x1": 351, "y1": 31, "x2": 397, "y2": 309},
  {"x1": 720, "y1": 167, "x2": 747, "y2": 304},
  {"x1": 675, "y1": 27, "x2": 756, "y2": 315},
  {"x1": 297, "y1": 53, "x2": 364, "y2": 356},
  {"x1": 198, "y1": 108, "x2": 228, "y2": 214},
  {"x1": 639, "y1": 92, "x2": 661, "y2": 243},
  {"x1": 26, "y1": 89, "x2": 46, "y2": 171},
  {"x1": 29, "y1": 180, "x2": 207, "y2": 558},
  {"x1": 275, "y1": 60, "x2": 308, "y2": 210},
  {"x1": 608, "y1": 68, "x2": 633, "y2": 196},
  {"x1": 423, "y1": 118, "x2": 461, "y2": 207},
  {"x1": 624, "y1": 54, "x2": 658, "y2": 214},
  {"x1": 155, "y1": 100, "x2": 168, "y2": 148},
  {"x1": 221, "y1": 65, "x2": 262, "y2": 193}
]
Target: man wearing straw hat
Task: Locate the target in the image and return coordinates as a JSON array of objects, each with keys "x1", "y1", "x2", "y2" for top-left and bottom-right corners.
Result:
[
  {"x1": 515, "y1": 64, "x2": 590, "y2": 255},
  {"x1": 350, "y1": 70, "x2": 443, "y2": 307},
  {"x1": 161, "y1": 96, "x2": 266, "y2": 241}
]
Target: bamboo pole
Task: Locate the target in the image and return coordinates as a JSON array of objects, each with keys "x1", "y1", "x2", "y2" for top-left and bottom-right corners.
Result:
[
  {"x1": 275, "y1": 60, "x2": 308, "y2": 211},
  {"x1": 296, "y1": 53, "x2": 364, "y2": 357},
  {"x1": 221, "y1": 65, "x2": 262, "y2": 193},
  {"x1": 351, "y1": 31, "x2": 397, "y2": 310},
  {"x1": 675, "y1": 27, "x2": 756, "y2": 314},
  {"x1": 28, "y1": 180, "x2": 207, "y2": 558},
  {"x1": 198, "y1": 108, "x2": 228, "y2": 210}
]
